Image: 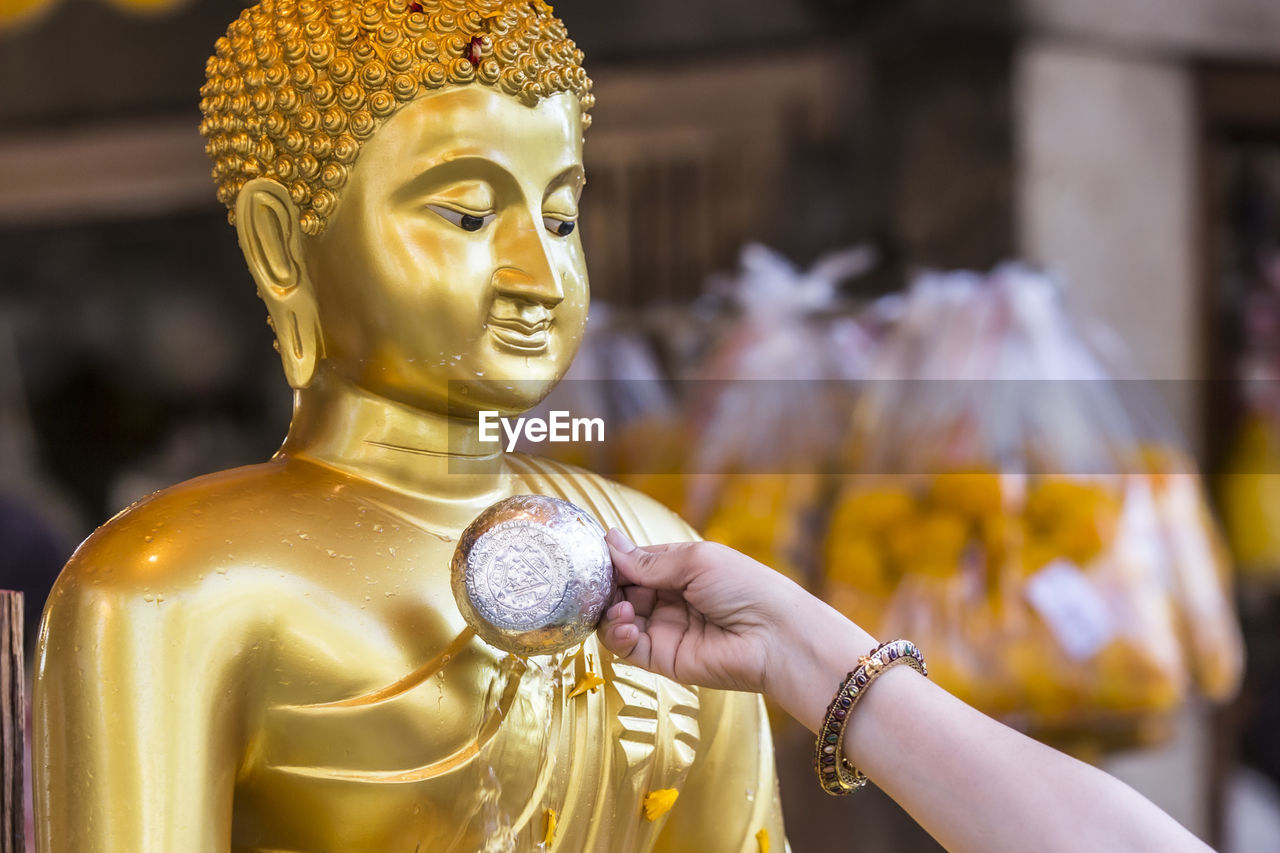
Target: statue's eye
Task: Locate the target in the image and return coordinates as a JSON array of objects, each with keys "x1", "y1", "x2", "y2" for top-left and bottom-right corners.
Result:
[
  {"x1": 544, "y1": 216, "x2": 576, "y2": 238},
  {"x1": 428, "y1": 204, "x2": 494, "y2": 232}
]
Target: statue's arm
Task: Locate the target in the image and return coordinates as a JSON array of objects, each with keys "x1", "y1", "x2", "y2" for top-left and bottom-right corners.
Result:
[
  {"x1": 653, "y1": 687, "x2": 788, "y2": 852},
  {"x1": 34, "y1": 546, "x2": 256, "y2": 852}
]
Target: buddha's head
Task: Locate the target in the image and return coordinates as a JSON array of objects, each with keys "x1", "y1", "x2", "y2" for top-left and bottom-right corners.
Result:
[{"x1": 200, "y1": 0, "x2": 595, "y2": 417}]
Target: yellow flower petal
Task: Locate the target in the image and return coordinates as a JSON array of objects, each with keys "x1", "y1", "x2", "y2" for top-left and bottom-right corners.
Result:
[
  {"x1": 567, "y1": 672, "x2": 605, "y2": 699},
  {"x1": 642, "y1": 788, "x2": 679, "y2": 821},
  {"x1": 543, "y1": 808, "x2": 557, "y2": 846},
  {"x1": 756, "y1": 827, "x2": 770, "y2": 853}
]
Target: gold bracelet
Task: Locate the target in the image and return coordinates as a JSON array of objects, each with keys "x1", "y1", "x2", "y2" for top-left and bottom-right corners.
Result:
[{"x1": 814, "y1": 638, "x2": 927, "y2": 796}]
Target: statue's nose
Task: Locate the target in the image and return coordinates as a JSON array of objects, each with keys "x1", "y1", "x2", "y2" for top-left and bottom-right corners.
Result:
[{"x1": 492, "y1": 220, "x2": 564, "y2": 307}]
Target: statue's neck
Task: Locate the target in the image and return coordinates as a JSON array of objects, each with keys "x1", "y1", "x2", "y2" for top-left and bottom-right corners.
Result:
[{"x1": 280, "y1": 369, "x2": 511, "y2": 507}]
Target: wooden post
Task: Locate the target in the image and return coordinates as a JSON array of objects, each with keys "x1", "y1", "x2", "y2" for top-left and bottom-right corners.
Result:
[{"x1": 0, "y1": 592, "x2": 21, "y2": 853}]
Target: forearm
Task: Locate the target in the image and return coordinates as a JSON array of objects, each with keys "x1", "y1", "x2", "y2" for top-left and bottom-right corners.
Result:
[
  {"x1": 845, "y1": 667, "x2": 1208, "y2": 853},
  {"x1": 768, "y1": 602, "x2": 1209, "y2": 853}
]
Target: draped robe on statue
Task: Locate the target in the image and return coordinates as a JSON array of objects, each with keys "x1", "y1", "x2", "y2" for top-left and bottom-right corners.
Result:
[{"x1": 36, "y1": 452, "x2": 787, "y2": 852}]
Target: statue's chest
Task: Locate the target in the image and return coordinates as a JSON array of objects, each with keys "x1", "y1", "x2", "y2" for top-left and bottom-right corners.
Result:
[{"x1": 233, "y1": 534, "x2": 701, "y2": 852}]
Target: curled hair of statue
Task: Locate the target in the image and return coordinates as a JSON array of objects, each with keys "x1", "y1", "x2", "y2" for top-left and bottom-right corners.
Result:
[{"x1": 199, "y1": 0, "x2": 594, "y2": 235}]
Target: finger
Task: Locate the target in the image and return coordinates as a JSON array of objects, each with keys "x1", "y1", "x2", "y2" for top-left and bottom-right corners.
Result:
[
  {"x1": 605, "y1": 599, "x2": 635, "y2": 624},
  {"x1": 606, "y1": 598, "x2": 651, "y2": 639},
  {"x1": 624, "y1": 627, "x2": 652, "y2": 670},
  {"x1": 598, "y1": 619, "x2": 640, "y2": 658},
  {"x1": 605, "y1": 582, "x2": 627, "y2": 613},
  {"x1": 606, "y1": 529, "x2": 703, "y2": 591},
  {"x1": 598, "y1": 599, "x2": 633, "y2": 639},
  {"x1": 617, "y1": 584, "x2": 658, "y2": 619},
  {"x1": 598, "y1": 602, "x2": 651, "y2": 666}
]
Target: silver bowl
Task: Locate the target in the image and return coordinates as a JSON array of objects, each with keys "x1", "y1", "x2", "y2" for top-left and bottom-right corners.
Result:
[{"x1": 451, "y1": 494, "x2": 615, "y2": 656}]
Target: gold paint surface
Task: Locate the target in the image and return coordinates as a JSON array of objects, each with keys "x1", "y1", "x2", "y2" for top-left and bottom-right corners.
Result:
[{"x1": 33, "y1": 15, "x2": 787, "y2": 849}]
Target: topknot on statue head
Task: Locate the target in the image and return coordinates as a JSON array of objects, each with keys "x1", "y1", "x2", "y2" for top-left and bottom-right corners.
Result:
[{"x1": 198, "y1": 0, "x2": 594, "y2": 236}]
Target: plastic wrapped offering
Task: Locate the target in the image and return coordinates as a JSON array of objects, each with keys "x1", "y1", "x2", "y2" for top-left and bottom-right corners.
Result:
[
  {"x1": 682, "y1": 244, "x2": 875, "y2": 587},
  {"x1": 823, "y1": 268, "x2": 1243, "y2": 747}
]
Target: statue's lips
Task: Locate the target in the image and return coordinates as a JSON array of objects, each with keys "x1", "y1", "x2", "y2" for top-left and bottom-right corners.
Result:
[{"x1": 487, "y1": 317, "x2": 550, "y2": 353}]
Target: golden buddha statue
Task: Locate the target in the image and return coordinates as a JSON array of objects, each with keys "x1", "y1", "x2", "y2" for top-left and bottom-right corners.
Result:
[{"x1": 33, "y1": 1, "x2": 787, "y2": 850}]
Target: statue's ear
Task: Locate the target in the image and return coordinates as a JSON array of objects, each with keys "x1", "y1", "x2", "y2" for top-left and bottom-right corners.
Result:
[{"x1": 235, "y1": 178, "x2": 322, "y2": 389}]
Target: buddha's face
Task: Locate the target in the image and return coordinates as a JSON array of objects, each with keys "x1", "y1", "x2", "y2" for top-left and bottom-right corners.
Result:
[{"x1": 303, "y1": 86, "x2": 587, "y2": 418}]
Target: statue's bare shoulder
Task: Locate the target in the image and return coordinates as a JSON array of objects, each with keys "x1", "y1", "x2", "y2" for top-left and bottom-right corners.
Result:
[
  {"x1": 41, "y1": 455, "x2": 468, "y2": 709},
  {"x1": 51, "y1": 458, "x2": 334, "y2": 597}
]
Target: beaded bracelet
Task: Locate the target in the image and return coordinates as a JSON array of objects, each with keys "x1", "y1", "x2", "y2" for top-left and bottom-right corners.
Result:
[{"x1": 814, "y1": 639, "x2": 927, "y2": 796}]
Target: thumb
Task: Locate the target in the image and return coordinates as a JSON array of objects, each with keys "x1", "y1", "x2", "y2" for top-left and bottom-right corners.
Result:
[{"x1": 606, "y1": 528, "x2": 701, "y2": 591}]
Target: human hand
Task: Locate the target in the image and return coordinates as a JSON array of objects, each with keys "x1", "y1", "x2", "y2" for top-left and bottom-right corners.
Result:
[
  {"x1": 600, "y1": 531, "x2": 1213, "y2": 853},
  {"x1": 597, "y1": 529, "x2": 877, "y2": 730}
]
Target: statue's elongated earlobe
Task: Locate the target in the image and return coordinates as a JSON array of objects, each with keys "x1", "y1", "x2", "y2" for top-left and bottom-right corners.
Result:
[{"x1": 235, "y1": 178, "x2": 322, "y2": 389}]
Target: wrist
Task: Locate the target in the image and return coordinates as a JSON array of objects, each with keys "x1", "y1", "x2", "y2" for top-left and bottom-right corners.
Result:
[
  {"x1": 814, "y1": 641, "x2": 928, "y2": 795},
  {"x1": 841, "y1": 662, "x2": 929, "y2": 781},
  {"x1": 763, "y1": 589, "x2": 877, "y2": 733}
]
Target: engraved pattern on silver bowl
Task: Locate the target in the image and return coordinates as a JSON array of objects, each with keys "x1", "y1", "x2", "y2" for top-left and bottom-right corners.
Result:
[
  {"x1": 451, "y1": 494, "x2": 615, "y2": 656},
  {"x1": 466, "y1": 520, "x2": 570, "y2": 631}
]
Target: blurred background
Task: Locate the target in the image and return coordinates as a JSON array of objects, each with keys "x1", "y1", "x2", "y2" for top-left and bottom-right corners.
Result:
[{"x1": 5, "y1": 0, "x2": 1280, "y2": 849}]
